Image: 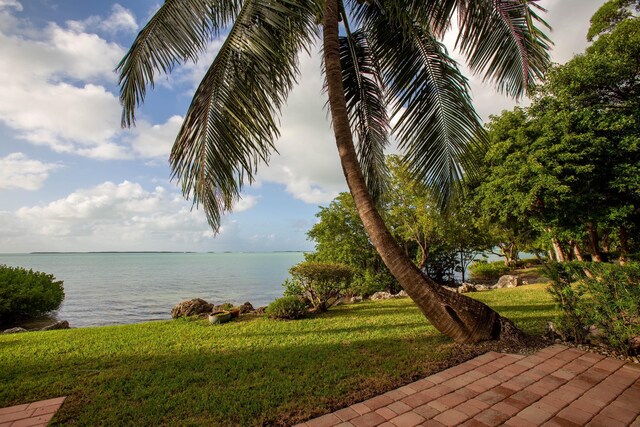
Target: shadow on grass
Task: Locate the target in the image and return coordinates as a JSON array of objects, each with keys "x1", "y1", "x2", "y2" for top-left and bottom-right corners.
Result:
[{"x1": 0, "y1": 333, "x2": 461, "y2": 427}]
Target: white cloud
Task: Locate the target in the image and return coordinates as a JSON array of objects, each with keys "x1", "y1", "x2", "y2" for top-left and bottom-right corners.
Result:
[
  {"x1": 0, "y1": 181, "x2": 262, "y2": 251},
  {"x1": 0, "y1": 152, "x2": 61, "y2": 190},
  {"x1": 0, "y1": 0, "x2": 21, "y2": 11},
  {"x1": 10, "y1": 181, "x2": 208, "y2": 248},
  {"x1": 234, "y1": 195, "x2": 258, "y2": 212},
  {"x1": 127, "y1": 115, "x2": 183, "y2": 158},
  {"x1": 0, "y1": 6, "x2": 179, "y2": 161},
  {"x1": 67, "y1": 4, "x2": 137, "y2": 35}
]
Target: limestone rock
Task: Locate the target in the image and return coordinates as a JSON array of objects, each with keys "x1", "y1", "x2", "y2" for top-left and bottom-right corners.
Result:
[
  {"x1": 254, "y1": 306, "x2": 267, "y2": 315},
  {"x1": 41, "y1": 321, "x2": 69, "y2": 331},
  {"x1": 2, "y1": 327, "x2": 27, "y2": 334},
  {"x1": 458, "y1": 283, "x2": 476, "y2": 293},
  {"x1": 350, "y1": 296, "x2": 363, "y2": 303},
  {"x1": 494, "y1": 275, "x2": 522, "y2": 289},
  {"x1": 370, "y1": 291, "x2": 392, "y2": 300},
  {"x1": 239, "y1": 302, "x2": 255, "y2": 314},
  {"x1": 171, "y1": 298, "x2": 213, "y2": 318},
  {"x1": 395, "y1": 290, "x2": 408, "y2": 297}
]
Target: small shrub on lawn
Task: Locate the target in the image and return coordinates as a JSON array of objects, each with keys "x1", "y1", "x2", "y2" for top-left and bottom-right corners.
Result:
[
  {"x1": 266, "y1": 296, "x2": 308, "y2": 320},
  {"x1": 284, "y1": 262, "x2": 353, "y2": 311},
  {"x1": 547, "y1": 262, "x2": 640, "y2": 356},
  {"x1": 468, "y1": 260, "x2": 510, "y2": 280},
  {"x1": 0, "y1": 265, "x2": 64, "y2": 324}
]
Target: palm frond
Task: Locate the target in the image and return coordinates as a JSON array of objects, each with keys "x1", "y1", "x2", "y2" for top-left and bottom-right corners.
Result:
[
  {"x1": 339, "y1": 25, "x2": 390, "y2": 203},
  {"x1": 117, "y1": 0, "x2": 243, "y2": 127},
  {"x1": 456, "y1": 0, "x2": 552, "y2": 97},
  {"x1": 347, "y1": 0, "x2": 459, "y2": 38},
  {"x1": 362, "y1": 6, "x2": 485, "y2": 205},
  {"x1": 169, "y1": 0, "x2": 320, "y2": 230}
]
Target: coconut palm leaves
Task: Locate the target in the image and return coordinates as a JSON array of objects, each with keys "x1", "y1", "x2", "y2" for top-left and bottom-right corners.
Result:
[
  {"x1": 118, "y1": 0, "x2": 551, "y2": 229},
  {"x1": 117, "y1": 0, "x2": 243, "y2": 127},
  {"x1": 339, "y1": 24, "x2": 390, "y2": 203},
  {"x1": 456, "y1": 0, "x2": 552, "y2": 97}
]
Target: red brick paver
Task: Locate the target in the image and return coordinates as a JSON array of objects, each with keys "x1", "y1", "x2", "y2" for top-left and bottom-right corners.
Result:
[
  {"x1": 299, "y1": 346, "x2": 640, "y2": 427},
  {"x1": 0, "y1": 397, "x2": 65, "y2": 427}
]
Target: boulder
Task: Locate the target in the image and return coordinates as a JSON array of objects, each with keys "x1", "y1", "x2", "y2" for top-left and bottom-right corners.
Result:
[
  {"x1": 474, "y1": 285, "x2": 489, "y2": 291},
  {"x1": 630, "y1": 336, "x2": 640, "y2": 352},
  {"x1": 370, "y1": 291, "x2": 392, "y2": 300},
  {"x1": 494, "y1": 275, "x2": 522, "y2": 289},
  {"x1": 458, "y1": 283, "x2": 476, "y2": 293},
  {"x1": 254, "y1": 306, "x2": 267, "y2": 315},
  {"x1": 395, "y1": 290, "x2": 408, "y2": 298},
  {"x1": 2, "y1": 327, "x2": 27, "y2": 334},
  {"x1": 171, "y1": 298, "x2": 214, "y2": 318},
  {"x1": 350, "y1": 296, "x2": 363, "y2": 303},
  {"x1": 41, "y1": 321, "x2": 70, "y2": 331},
  {"x1": 213, "y1": 302, "x2": 235, "y2": 312},
  {"x1": 238, "y1": 302, "x2": 255, "y2": 314}
]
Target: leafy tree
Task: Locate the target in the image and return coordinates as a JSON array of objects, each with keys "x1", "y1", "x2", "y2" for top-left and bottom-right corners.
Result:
[
  {"x1": 470, "y1": 109, "x2": 541, "y2": 266},
  {"x1": 305, "y1": 193, "x2": 396, "y2": 294},
  {"x1": 473, "y1": 6, "x2": 640, "y2": 265},
  {"x1": 118, "y1": 0, "x2": 551, "y2": 343},
  {"x1": 0, "y1": 265, "x2": 65, "y2": 324},
  {"x1": 285, "y1": 262, "x2": 353, "y2": 311}
]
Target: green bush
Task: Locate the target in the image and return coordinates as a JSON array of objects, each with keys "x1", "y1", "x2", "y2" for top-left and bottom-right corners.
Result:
[
  {"x1": 468, "y1": 260, "x2": 511, "y2": 280},
  {"x1": 0, "y1": 265, "x2": 64, "y2": 324},
  {"x1": 285, "y1": 262, "x2": 353, "y2": 312},
  {"x1": 266, "y1": 296, "x2": 308, "y2": 320},
  {"x1": 547, "y1": 262, "x2": 640, "y2": 356}
]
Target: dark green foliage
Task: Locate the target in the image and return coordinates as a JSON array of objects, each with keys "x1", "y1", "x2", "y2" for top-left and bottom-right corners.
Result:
[
  {"x1": 547, "y1": 262, "x2": 640, "y2": 355},
  {"x1": 468, "y1": 260, "x2": 510, "y2": 280},
  {"x1": 0, "y1": 265, "x2": 64, "y2": 324},
  {"x1": 286, "y1": 262, "x2": 353, "y2": 312},
  {"x1": 265, "y1": 296, "x2": 308, "y2": 320}
]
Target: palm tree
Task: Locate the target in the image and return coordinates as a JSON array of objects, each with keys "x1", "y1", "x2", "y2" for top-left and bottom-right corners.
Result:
[{"x1": 118, "y1": 0, "x2": 551, "y2": 343}]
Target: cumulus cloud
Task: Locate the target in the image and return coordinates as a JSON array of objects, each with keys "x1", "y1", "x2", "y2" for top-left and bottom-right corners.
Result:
[
  {"x1": 0, "y1": 152, "x2": 61, "y2": 190},
  {"x1": 0, "y1": 6, "x2": 178, "y2": 161},
  {"x1": 67, "y1": 4, "x2": 138, "y2": 35},
  {"x1": 0, "y1": 180, "x2": 262, "y2": 251},
  {"x1": 127, "y1": 115, "x2": 183, "y2": 158},
  {"x1": 0, "y1": 0, "x2": 21, "y2": 11},
  {"x1": 234, "y1": 195, "x2": 258, "y2": 213}
]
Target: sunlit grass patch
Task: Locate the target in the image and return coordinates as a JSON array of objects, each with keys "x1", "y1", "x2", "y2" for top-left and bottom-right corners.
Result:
[{"x1": 0, "y1": 284, "x2": 555, "y2": 426}]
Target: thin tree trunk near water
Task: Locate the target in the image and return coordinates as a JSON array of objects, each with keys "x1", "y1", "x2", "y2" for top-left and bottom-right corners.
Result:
[{"x1": 322, "y1": 0, "x2": 521, "y2": 344}]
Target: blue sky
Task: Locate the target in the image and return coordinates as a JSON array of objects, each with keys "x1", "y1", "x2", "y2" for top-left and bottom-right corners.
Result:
[{"x1": 0, "y1": 0, "x2": 604, "y2": 253}]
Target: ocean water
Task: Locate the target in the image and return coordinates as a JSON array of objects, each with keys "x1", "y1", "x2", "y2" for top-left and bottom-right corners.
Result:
[{"x1": 0, "y1": 252, "x2": 305, "y2": 328}]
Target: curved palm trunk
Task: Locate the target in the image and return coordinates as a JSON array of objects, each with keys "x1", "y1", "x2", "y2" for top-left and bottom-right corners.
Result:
[{"x1": 322, "y1": 0, "x2": 520, "y2": 344}]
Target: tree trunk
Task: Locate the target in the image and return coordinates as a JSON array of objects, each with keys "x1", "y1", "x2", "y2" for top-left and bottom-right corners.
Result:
[
  {"x1": 322, "y1": 0, "x2": 520, "y2": 344},
  {"x1": 619, "y1": 225, "x2": 628, "y2": 266},
  {"x1": 572, "y1": 242, "x2": 584, "y2": 262},
  {"x1": 551, "y1": 238, "x2": 566, "y2": 263},
  {"x1": 587, "y1": 223, "x2": 603, "y2": 262}
]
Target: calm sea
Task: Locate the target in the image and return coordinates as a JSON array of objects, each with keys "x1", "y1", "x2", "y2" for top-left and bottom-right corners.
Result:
[{"x1": 0, "y1": 252, "x2": 305, "y2": 328}]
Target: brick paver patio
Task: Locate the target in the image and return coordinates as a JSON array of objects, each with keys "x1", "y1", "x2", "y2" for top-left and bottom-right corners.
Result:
[
  {"x1": 297, "y1": 345, "x2": 640, "y2": 427},
  {"x1": 0, "y1": 397, "x2": 65, "y2": 427}
]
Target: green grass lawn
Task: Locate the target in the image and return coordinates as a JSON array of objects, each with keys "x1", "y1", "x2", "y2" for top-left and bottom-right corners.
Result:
[{"x1": 0, "y1": 284, "x2": 556, "y2": 426}]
